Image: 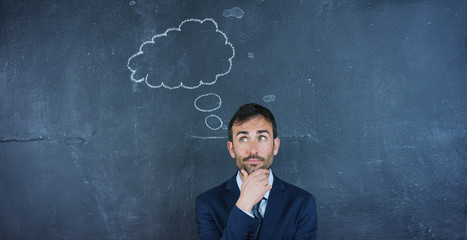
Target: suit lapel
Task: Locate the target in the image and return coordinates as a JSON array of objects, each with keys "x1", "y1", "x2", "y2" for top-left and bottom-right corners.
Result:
[
  {"x1": 224, "y1": 174, "x2": 240, "y2": 212},
  {"x1": 260, "y1": 176, "x2": 286, "y2": 239}
]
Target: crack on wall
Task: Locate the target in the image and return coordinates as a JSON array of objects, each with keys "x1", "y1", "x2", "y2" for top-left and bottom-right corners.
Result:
[{"x1": 0, "y1": 136, "x2": 85, "y2": 146}]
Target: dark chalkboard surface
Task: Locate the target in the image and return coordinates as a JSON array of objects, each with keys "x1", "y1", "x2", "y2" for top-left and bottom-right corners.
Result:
[{"x1": 1, "y1": 1, "x2": 466, "y2": 239}]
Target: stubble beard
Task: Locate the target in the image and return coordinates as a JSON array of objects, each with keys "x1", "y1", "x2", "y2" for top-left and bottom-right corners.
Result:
[{"x1": 239, "y1": 154, "x2": 273, "y2": 175}]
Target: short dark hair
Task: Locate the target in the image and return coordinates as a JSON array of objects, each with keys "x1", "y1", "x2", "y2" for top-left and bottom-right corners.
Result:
[{"x1": 228, "y1": 103, "x2": 277, "y2": 142}]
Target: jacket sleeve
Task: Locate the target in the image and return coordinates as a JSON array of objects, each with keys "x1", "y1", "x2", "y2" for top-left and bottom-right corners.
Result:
[
  {"x1": 293, "y1": 195, "x2": 318, "y2": 240},
  {"x1": 196, "y1": 195, "x2": 261, "y2": 240}
]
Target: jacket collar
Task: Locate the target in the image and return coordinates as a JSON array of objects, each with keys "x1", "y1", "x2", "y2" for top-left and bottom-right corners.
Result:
[
  {"x1": 224, "y1": 174, "x2": 240, "y2": 210},
  {"x1": 258, "y1": 175, "x2": 286, "y2": 239}
]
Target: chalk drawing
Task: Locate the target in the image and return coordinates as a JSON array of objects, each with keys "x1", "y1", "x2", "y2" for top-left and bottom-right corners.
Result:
[
  {"x1": 263, "y1": 94, "x2": 276, "y2": 103},
  {"x1": 205, "y1": 115, "x2": 223, "y2": 130},
  {"x1": 127, "y1": 18, "x2": 236, "y2": 132},
  {"x1": 194, "y1": 93, "x2": 223, "y2": 130},
  {"x1": 191, "y1": 136, "x2": 227, "y2": 140},
  {"x1": 248, "y1": 52, "x2": 254, "y2": 58},
  {"x1": 223, "y1": 7, "x2": 244, "y2": 19},
  {"x1": 194, "y1": 93, "x2": 222, "y2": 112},
  {"x1": 127, "y1": 18, "x2": 235, "y2": 90}
]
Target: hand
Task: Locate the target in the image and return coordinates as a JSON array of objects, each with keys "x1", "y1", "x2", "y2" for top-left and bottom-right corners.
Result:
[{"x1": 235, "y1": 169, "x2": 271, "y2": 213}]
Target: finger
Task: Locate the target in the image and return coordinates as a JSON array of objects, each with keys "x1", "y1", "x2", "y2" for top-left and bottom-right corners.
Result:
[
  {"x1": 240, "y1": 169, "x2": 249, "y2": 179},
  {"x1": 259, "y1": 171, "x2": 270, "y2": 180},
  {"x1": 251, "y1": 168, "x2": 268, "y2": 176}
]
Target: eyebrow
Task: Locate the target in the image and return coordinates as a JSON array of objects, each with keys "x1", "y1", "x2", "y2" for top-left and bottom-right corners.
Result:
[
  {"x1": 257, "y1": 130, "x2": 270, "y2": 135},
  {"x1": 236, "y1": 130, "x2": 271, "y2": 137}
]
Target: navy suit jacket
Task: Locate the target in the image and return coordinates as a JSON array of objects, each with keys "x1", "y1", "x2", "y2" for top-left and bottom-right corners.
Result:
[{"x1": 196, "y1": 174, "x2": 317, "y2": 240}]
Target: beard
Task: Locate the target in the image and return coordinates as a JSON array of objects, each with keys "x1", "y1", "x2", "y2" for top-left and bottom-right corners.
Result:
[{"x1": 240, "y1": 155, "x2": 270, "y2": 174}]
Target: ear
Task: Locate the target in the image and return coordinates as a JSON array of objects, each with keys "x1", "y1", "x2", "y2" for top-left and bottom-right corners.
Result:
[
  {"x1": 227, "y1": 141, "x2": 236, "y2": 159},
  {"x1": 273, "y1": 137, "x2": 280, "y2": 156}
]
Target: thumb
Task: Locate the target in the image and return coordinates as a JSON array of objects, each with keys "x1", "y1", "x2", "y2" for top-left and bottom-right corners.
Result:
[{"x1": 240, "y1": 169, "x2": 249, "y2": 180}]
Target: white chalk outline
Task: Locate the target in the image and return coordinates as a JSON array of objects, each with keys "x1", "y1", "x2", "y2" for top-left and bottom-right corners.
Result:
[
  {"x1": 190, "y1": 135, "x2": 227, "y2": 139},
  {"x1": 205, "y1": 115, "x2": 223, "y2": 130},
  {"x1": 223, "y1": 7, "x2": 245, "y2": 19},
  {"x1": 127, "y1": 18, "x2": 235, "y2": 90},
  {"x1": 262, "y1": 94, "x2": 276, "y2": 103},
  {"x1": 194, "y1": 93, "x2": 222, "y2": 112}
]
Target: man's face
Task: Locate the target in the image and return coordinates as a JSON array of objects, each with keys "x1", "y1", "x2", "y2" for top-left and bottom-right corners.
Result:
[{"x1": 227, "y1": 116, "x2": 280, "y2": 174}]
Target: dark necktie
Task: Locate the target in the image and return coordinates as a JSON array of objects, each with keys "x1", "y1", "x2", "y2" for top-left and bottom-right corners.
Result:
[
  {"x1": 251, "y1": 201, "x2": 262, "y2": 221},
  {"x1": 251, "y1": 199, "x2": 264, "y2": 239}
]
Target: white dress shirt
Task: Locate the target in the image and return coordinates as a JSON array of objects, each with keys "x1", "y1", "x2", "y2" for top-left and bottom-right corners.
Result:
[{"x1": 236, "y1": 169, "x2": 274, "y2": 218}]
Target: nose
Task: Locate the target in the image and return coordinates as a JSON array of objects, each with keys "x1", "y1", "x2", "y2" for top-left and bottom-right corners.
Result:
[{"x1": 248, "y1": 140, "x2": 259, "y2": 155}]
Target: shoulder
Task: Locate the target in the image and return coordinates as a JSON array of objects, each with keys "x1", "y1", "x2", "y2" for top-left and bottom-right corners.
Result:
[
  {"x1": 197, "y1": 176, "x2": 233, "y2": 202},
  {"x1": 277, "y1": 177, "x2": 316, "y2": 203}
]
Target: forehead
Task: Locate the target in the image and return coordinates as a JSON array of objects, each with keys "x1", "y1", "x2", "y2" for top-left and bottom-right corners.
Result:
[{"x1": 232, "y1": 116, "x2": 273, "y2": 134}]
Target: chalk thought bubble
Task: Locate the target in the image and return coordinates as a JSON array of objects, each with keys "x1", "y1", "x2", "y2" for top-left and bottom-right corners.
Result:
[
  {"x1": 194, "y1": 93, "x2": 222, "y2": 112},
  {"x1": 263, "y1": 94, "x2": 276, "y2": 103},
  {"x1": 205, "y1": 115, "x2": 223, "y2": 130},
  {"x1": 223, "y1": 7, "x2": 244, "y2": 19},
  {"x1": 127, "y1": 18, "x2": 235, "y2": 89}
]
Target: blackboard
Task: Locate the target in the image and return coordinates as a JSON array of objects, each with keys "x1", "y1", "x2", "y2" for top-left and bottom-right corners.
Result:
[{"x1": 1, "y1": 1, "x2": 466, "y2": 239}]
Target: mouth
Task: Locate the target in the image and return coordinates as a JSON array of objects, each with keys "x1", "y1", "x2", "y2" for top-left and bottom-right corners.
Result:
[
  {"x1": 243, "y1": 155, "x2": 264, "y2": 165},
  {"x1": 246, "y1": 158, "x2": 262, "y2": 164}
]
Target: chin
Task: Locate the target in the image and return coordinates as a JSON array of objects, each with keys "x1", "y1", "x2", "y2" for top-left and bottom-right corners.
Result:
[{"x1": 246, "y1": 165, "x2": 262, "y2": 173}]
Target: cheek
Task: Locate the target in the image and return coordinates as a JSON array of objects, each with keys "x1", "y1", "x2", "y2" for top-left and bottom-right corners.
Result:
[
  {"x1": 234, "y1": 144, "x2": 248, "y2": 153},
  {"x1": 260, "y1": 143, "x2": 274, "y2": 152}
]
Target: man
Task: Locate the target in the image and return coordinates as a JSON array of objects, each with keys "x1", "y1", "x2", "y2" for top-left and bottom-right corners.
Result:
[{"x1": 196, "y1": 103, "x2": 318, "y2": 240}]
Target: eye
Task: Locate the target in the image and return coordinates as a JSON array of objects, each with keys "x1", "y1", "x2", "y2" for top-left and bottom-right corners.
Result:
[
  {"x1": 239, "y1": 137, "x2": 248, "y2": 142},
  {"x1": 259, "y1": 136, "x2": 267, "y2": 141}
]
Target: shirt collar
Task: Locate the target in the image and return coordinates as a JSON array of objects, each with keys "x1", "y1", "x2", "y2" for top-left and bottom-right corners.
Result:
[{"x1": 236, "y1": 169, "x2": 274, "y2": 199}]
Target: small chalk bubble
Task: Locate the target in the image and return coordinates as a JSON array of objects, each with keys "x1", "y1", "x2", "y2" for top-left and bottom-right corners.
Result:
[
  {"x1": 194, "y1": 93, "x2": 222, "y2": 112},
  {"x1": 248, "y1": 52, "x2": 254, "y2": 58},
  {"x1": 129, "y1": 1, "x2": 136, "y2": 6},
  {"x1": 205, "y1": 115, "x2": 223, "y2": 130},
  {"x1": 263, "y1": 94, "x2": 276, "y2": 103},
  {"x1": 223, "y1": 7, "x2": 244, "y2": 19}
]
